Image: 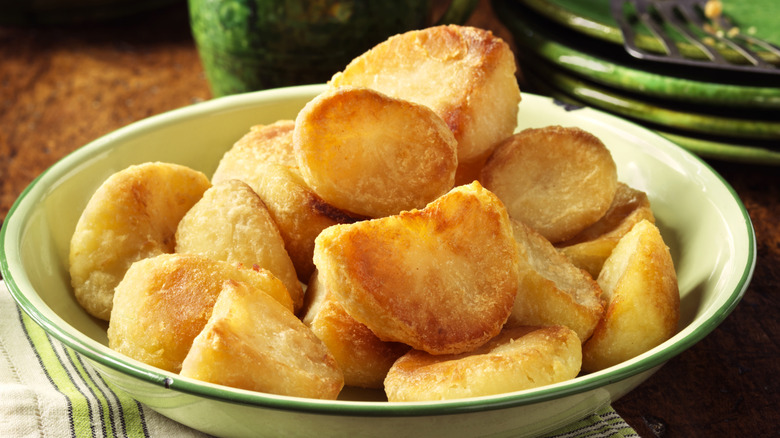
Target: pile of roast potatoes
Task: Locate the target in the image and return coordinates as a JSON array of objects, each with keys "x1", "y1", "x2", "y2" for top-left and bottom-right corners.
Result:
[{"x1": 69, "y1": 25, "x2": 679, "y2": 402}]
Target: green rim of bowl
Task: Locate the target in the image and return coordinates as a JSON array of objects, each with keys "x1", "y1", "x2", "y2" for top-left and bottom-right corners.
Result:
[
  {"x1": 0, "y1": 85, "x2": 756, "y2": 417},
  {"x1": 495, "y1": 0, "x2": 780, "y2": 109},
  {"x1": 513, "y1": 0, "x2": 780, "y2": 64}
]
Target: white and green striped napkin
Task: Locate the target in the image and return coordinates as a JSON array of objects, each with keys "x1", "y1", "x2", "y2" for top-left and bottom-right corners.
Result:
[{"x1": 1, "y1": 281, "x2": 638, "y2": 437}]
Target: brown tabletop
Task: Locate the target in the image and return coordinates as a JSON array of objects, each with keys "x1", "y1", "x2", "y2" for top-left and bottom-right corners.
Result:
[{"x1": 1, "y1": 1, "x2": 778, "y2": 436}]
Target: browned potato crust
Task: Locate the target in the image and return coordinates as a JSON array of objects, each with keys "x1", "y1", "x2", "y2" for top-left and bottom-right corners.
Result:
[
  {"x1": 107, "y1": 253, "x2": 293, "y2": 373},
  {"x1": 301, "y1": 270, "x2": 410, "y2": 389},
  {"x1": 232, "y1": 120, "x2": 298, "y2": 166},
  {"x1": 384, "y1": 326, "x2": 581, "y2": 401},
  {"x1": 180, "y1": 279, "x2": 344, "y2": 399},
  {"x1": 507, "y1": 219, "x2": 605, "y2": 343},
  {"x1": 175, "y1": 179, "x2": 304, "y2": 311},
  {"x1": 212, "y1": 120, "x2": 297, "y2": 180},
  {"x1": 481, "y1": 126, "x2": 618, "y2": 243},
  {"x1": 212, "y1": 123, "x2": 363, "y2": 282},
  {"x1": 557, "y1": 183, "x2": 655, "y2": 278},
  {"x1": 69, "y1": 162, "x2": 211, "y2": 320},
  {"x1": 293, "y1": 86, "x2": 457, "y2": 218},
  {"x1": 313, "y1": 181, "x2": 519, "y2": 355},
  {"x1": 330, "y1": 25, "x2": 521, "y2": 164},
  {"x1": 582, "y1": 220, "x2": 679, "y2": 372}
]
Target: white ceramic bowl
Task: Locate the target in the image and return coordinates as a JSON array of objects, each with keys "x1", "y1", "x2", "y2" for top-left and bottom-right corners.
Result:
[{"x1": 0, "y1": 85, "x2": 755, "y2": 438}]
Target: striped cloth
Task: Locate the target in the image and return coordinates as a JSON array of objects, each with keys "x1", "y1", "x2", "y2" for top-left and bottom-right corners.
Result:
[
  {"x1": 0, "y1": 281, "x2": 205, "y2": 438},
  {"x1": 1, "y1": 281, "x2": 638, "y2": 437}
]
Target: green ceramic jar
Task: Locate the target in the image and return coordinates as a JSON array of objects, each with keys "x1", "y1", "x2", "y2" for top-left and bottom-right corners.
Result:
[{"x1": 189, "y1": 0, "x2": 478, "y2": 96}]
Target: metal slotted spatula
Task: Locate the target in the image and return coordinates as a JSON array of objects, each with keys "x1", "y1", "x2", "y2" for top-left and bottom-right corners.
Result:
[{"x1": 611, "y1": 0, "x2": 780, "y2": 74}]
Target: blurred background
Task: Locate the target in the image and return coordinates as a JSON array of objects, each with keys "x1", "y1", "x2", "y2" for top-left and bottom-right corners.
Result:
[{"x1": 0, "y1": 0, "x2": 515, "y2": 221}]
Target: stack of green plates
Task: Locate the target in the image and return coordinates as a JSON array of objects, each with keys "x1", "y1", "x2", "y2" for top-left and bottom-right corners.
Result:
[{"x1": 493, "y1": 0, "x2": 780, "y2": 164}]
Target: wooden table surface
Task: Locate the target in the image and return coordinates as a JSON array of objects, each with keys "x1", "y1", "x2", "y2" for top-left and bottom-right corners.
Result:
[{"x1": 2, "y1": 1, "x2": 778, "y2": 436}]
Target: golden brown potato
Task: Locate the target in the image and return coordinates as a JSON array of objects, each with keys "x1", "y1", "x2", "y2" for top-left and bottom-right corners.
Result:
[
  {"x1": 582, "y1": 220, "x2": 679, "y2": 372},
  {"x1": 507, "y1": 219, "x2": 605, "y2": 343},
  {"x1": 301, "y1": 270, "x2": 410, "y2": 389},
  {"x1": 175, "y1": 179, "x2": 304, "y2": 311},
  {"x1": 180, "y1": 279, "x2": 344, "y2": 399},
  {"x1": 384, "y1": 325, "x2": 581, "y2": 402},
  {"x1": 557, "y1": 183, "x2": 656, "y2": 278},
  {"x1": 107, "y1": 253, "x2": 293, "y2": 373},
  {"x1": 293, "y1": 86, "x2": 458, "y2": 218},
  {"x1": 212, "y1": 123, "x2": 363, "y2": 282},
  {"x1": 69, "y1": 162, "x2": 211, "y2": 320},
  {"x1": 330, "y1": 24, "x2": 521, "y2": 164},
  {"x1": 313, "y1": 181, "x2": 519, "y2": 355},
  {"x1": 212, "y1": 120, "x2": 298, "y2": 177},
  {"x1": 481, "y1": 126, "x2": 618, "y2": 243}
]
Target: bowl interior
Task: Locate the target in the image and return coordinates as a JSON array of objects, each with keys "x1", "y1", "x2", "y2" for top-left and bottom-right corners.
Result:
[{"x1": 1, "y1": 85, "x2": 754, "y2": 414}]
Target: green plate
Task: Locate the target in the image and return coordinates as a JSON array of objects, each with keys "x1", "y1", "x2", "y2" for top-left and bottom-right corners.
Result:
[
  {"x1": 524, "y1": 68, "x2": 780, "y2": 165},
  {"x1": 514, "y1": 0, "x2": 780, "y2": 64},
  {"x1": 655, "y1": 131, "x2": 780, "y2": 165},
  {"x1": 494, "y1": 0, "x2": 780, "y2": 109},
  {"x1": 527, "y1": 61, "x2": 780, "y2": 141}
]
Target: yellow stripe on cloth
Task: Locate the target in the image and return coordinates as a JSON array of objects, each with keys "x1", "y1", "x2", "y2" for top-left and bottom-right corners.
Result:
[
  {"x1": 2, "y1": 280, "x2": 206, "y2": 438},
  {"x1": 20, "y1": 311, "x2": 96, "y2": 438},
  {"x1": 543, "y1": 404, "x2": 639, "y2": 438}
]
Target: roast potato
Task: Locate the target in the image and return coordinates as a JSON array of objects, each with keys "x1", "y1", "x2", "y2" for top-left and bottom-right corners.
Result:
[
  {"x1": 507, "y1": 219, "x2": 605, "y2": 343},
  {"x1": 557, "y1": 182, "x2": 655, "y2": 278},
  {"x1": 107, "y1": 253, "x2": 293, "y2": 373},
  {"x1": 180, "y1": 279, "x2": 344, "y2": 399},
  {"x1": 301, "y1": 270, "x2": 410, "y2": 389},
  {"x1": 293, "y1": 86, "x2": 458, "y2": 218},
  {"x1": 212, "y1": 122, "x2": 363, "y2": 282},
  {"x1": 481, "y1": 126, "x2": 618, "y2": 243},
  {"x1": 582, "y1": 219, "x2": 679, "y2": 372},
  {"x1": 313, "y1": 181, "x2": 519, "y2": 355},
  {"x1": 384, "y1": 325, "x2": 581, "y2": 401},
  {"x1": 330, "y1": 24, "x2": 521, "y2": 165},
  {"x1": 175, "y1": 179, "x2": 304, "y2": 311},
  {"x1": 69, "y1": 162, "x2": 210, "y2": 320},
  {"x1": 216, "y1": 119, "x2": 298, "y2": 171}
]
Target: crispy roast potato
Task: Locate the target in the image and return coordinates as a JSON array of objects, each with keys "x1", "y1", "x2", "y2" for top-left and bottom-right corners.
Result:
[
  {"x1": 313, "y1": 181, "x2": 519, "y2": 355},
  {"x1": 227, "y1": 120, "x2": 298, "y2": 167},
  {"x1": 330, "y1": 25, "x2": 521, "y2": 165},
  {"x1": 557, "y1": 183, "x2": 655, "y2": 278},
  {"x1": 481, "y1": 126, "x2": 618, "y2": 243},
  {"x1": 69, "y1": 162, "x2": 211, "y2": 320},
  {"x1": 107, "y1": 253, "x2": 293, "y2": 373},
  {"x1": 301, "y1": 270, "x2": 410, "y2": 389},
  {"x1": 384, "y1": 325, "x2": 581, "y2": 401},
  {"x1": 211, "y1": 120, "x2": 298, "y2": 180},
  {"x1": 507, "y1": 219, "x2": 605, "y2": 343},
  {"x1": 175, "y1": 179, "x2": 304, "y2": 311},
  {"x1": 180, "y1": 279, "x2": 344, "y2": 399},
  {"x1": 212, "y1": 122, "x2": 363, "y2": 282},
  {"x1": 293, "y1": 86, "x2": 458, "y2": 218},
  {"x1": 582, "y1": 220, "x2": 679, "y2": 372}
]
